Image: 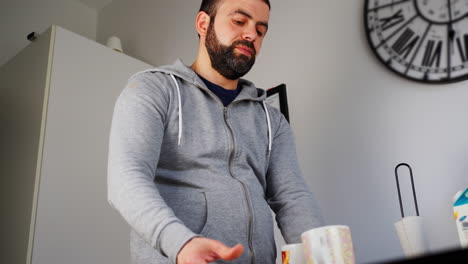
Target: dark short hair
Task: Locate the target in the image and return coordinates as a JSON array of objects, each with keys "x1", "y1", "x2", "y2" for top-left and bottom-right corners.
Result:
[{"x1": 199, "y1": 0, "x2": 271, "y2": 18}]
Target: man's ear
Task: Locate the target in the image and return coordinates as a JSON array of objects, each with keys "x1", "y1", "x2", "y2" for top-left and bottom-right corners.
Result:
[{"x1": 195, "y1": 11, "x2": 211, "y2": 37}]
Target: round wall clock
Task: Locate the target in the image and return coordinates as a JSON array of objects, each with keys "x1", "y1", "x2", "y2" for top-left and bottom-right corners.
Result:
[{"x1": 365, "y1": 0, "x2": 468, "y2": 83}]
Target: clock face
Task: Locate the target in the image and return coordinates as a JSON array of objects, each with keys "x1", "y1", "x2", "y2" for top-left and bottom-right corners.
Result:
[{"x1": 365, "y1": 0, "x2": 468, "y2": 83}]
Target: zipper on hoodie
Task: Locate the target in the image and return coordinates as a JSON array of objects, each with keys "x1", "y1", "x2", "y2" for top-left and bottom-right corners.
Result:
[
  {"x1": 223, "y1": 106, "x2": 255, "y2": 264},
  {"x1": 195, "y1": 83, "x2": 255, "y2": 263}
]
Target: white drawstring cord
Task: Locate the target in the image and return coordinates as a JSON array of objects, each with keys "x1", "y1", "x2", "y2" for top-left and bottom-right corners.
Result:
[
  {"x1": 170, "y1": 74, "x2": 183, "y2": 145},
  {"x1": 262, "y1": 101, "x2": 272, "y2": 154}
]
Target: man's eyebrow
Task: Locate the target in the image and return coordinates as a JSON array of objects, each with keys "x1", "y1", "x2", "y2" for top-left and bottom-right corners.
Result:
[{"x1": 230, "y1": 9, "x2": 269, "y2": 30}]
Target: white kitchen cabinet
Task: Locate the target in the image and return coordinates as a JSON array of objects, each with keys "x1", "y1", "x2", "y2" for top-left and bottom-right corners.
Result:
[{"x1": 0, "y1": 25, "x2": 152, "y2": 264}]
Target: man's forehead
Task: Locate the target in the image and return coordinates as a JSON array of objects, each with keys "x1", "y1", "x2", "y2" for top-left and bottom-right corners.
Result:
[{"x1": 217, "y1": 0, "x2": 270, "y2": 21}]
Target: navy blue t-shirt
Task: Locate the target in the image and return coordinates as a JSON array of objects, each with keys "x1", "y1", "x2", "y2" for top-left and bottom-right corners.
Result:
[{"x1": 197, "y1": 74, "x2": 241, "y2": 107}]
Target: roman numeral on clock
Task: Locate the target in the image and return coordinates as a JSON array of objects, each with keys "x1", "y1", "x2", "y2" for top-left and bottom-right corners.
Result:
[
  {"x1": 380, "y1": 9, "x2": 405, "y2": 31},
  {"x1": 392, "y1": 28, "x2": 420, "y2": 59},
  {"x1": 422, "y1": 40, "x2": 442, "y2": 67},
  {"x1": 456, "y1": 35, "x2": 468, "y2": 62}
]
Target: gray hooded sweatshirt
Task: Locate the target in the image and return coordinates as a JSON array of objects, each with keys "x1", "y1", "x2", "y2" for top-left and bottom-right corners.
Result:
[{"x1": 107, "y1": 60, "x2": 324, "y2": 264}]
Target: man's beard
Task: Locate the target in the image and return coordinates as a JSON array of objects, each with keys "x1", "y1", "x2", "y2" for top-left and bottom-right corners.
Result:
[{"x1": 205, "y1": 23, "x2": 256, "y2": 80}]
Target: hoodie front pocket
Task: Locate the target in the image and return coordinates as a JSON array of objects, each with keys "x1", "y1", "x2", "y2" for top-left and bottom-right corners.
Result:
[
  {"x1": 159, "y1": 188, "x2": 207, "y2": 235},
  {"x1": 199, "y1": 188, "x2": 250, "y2": 246}
]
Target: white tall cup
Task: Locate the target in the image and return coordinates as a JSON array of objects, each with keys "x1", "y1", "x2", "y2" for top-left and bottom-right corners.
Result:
[
  {"x1": 394, "y1": 216, "x2": 428, "y2": 257},
  {"x1": 301, "y1": 225, "x2": 355, "y2": 264},
  {"x1": 282, "y1": 243, "x2": 306, "y2": 264}
]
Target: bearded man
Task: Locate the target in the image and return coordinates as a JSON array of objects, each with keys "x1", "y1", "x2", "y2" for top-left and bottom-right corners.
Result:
[{"x1": 107, "y1": 0, "x2": 324, "y2": 263}]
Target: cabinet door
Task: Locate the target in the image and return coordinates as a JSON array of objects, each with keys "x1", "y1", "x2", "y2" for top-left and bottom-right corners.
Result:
[
  {"x1": 0, "y1": 23, "x2": 53, "y2": 264},
  {"x1": 31, "y1": 26, "x2": 151, "y2": 264}
]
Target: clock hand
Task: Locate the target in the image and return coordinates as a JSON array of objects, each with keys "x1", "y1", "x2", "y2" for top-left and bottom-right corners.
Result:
[
  {"x1": 448, "y1": 0, "x2": 455, "y2": 41},
  {"x1": 448, "y1": 0, "x2": 453, "y2": 20},
  {"x1": 448, "y1": 0, "x2": 454, "y2": 78}
]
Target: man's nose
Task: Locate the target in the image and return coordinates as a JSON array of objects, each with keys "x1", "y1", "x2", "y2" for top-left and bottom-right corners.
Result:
[{"x1": 241, "y1": 25, "x2": 257, "y2": 42}]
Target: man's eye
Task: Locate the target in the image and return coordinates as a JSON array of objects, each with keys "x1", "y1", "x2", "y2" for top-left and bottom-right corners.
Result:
[
  {"x1": 257, "y1": 30, "x2": 264, "y2": 37},
  {"x1": 234, "y1": 20, "x2": 244, "y2": 25}
]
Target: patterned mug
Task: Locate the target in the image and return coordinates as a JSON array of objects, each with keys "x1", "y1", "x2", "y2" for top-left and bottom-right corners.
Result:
[
  {"x1": 301, "y1": 225, "x2": 355, "y2": 264},
  {"x1": 282, "y1": 243, "x2": 306, "y2": 264}
]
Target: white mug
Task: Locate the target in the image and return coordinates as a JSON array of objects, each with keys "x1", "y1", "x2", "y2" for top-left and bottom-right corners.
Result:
[
  {"x1": 282, "y1": 243, "x2": 306, "y2": 264},
  {"x1": 301, "y1": 225, "x2": 355, "y2": 264}
]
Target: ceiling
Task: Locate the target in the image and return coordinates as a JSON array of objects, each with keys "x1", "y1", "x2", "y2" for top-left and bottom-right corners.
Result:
[{"x1": 74, "y1": 0, "x2": 114, "y2": 10}]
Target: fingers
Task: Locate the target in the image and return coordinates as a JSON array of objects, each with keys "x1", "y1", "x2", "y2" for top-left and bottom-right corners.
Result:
[
  {"x1": 176, "y1": 237, "x2": 244, "y2": 264},
  {"x1": 210, "y1": 240, "x2": 244, "y2": 260},
  {"x1": 224, "y1": 244, "x2": 244, "y2": 260}
]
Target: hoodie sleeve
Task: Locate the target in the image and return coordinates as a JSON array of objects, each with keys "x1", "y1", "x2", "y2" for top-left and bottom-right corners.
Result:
[
  {"x1": 107, "y1": 74, "x2": 197, "y2": 263},
  {"x1": 265, "y1": 113, "x2": 325, "y2": 243}
]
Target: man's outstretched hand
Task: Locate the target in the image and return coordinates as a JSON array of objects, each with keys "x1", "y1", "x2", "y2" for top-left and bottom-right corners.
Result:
[{"x1": 177, "y1": 237, "x2": 244, "y2": 264}]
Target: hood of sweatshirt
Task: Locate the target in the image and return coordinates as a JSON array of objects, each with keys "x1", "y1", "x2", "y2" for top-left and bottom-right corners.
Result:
[
  {"x1": 132, "y1": 59, "x2": 267, "y2": 103},
  {"x1": 130, "y1": 59, "x2": 273, "y2": 151}
]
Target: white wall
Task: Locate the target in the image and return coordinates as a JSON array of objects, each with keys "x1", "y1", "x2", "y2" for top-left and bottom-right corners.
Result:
[
  {"x1": 97, "y1": 0, "x2": 199, "y2": 66},
  {"x1": 98, "y1": 0, "x2": 468, "y2": 263},
  {"x1": 0, "y1": 0, "x2": 97, "y2": 67}
]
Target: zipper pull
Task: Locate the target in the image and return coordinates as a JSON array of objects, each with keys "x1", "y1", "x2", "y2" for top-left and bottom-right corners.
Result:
[{"x1": 224, "y1": 107, "x2": 228, "y2": 119}]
